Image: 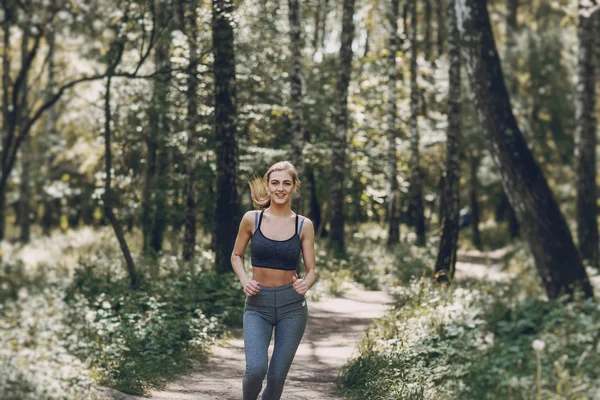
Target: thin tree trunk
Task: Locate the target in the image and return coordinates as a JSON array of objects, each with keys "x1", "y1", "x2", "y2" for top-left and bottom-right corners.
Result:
[
  {"x1": 409, "y1": 0, "x2": 426, "y2": 246},
  {"x1": 103, "y1": 67, "x2": 139, "y2": 288},
  {"x1": 424, "y1": 0, "x2": 432, "y2": 61},
  {"x1": 183, "y1": 1, "x2": 200, "y2": 261},
  {"x1": 575, "y1": 1, "x2": 598, "y2": 267},
  {"x1": 469, "y1": 153, "x2": 482, "y2": 250},
  {"x1": 434, "y1": 0, "x2": 461, "y2": 281},
  {"x1": 456, "y1": 0, "x2": 593, "y2": 299},
  {"x1": 41, "y1": 27, "x2": 57, "y2": 236},
  {"x1": 19, "y1": 22, "x2": 31, "y2": 243},
  {"x1": 213, "y1": 0, "x2": 241, "y2": 273},
  {"x1": 0, "y1": 1, "x2": 12, "y2": 241},
  {"x1": 387, "y1": 0, "x2": 401, "y2": 247},
  {"x1": 289, "y1": 0, "x2": 304, "y2": 214},
  {"x1": 329, "y1": 0, "x2": 356, "y2": 257},
  {"x1": 436, "y1": 0, "x2": 445, "y2": 57}
]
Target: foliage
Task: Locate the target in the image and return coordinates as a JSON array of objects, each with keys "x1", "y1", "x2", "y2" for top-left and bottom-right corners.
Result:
[
  {"x1": 339, "y1": 276, "x2": 600, "y2": 399},
  {"x1": 0, "y1": 228, "x2": 244, "y2": 397}
]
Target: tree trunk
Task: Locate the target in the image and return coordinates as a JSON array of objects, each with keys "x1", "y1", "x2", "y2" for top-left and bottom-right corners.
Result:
[
  {"x1": 183, "y1": 1, "x2": 200, "y2": 261},
  {"x1": 329, "y1": 0, "x2": 356, "y2": 257},
  {"x1": 289, "y1": 0, "x2": 304, "y2": 214},
  {"x1": 575, "y1": 2, "x2": 598, "y2": 267},
  {"x1": 434, "y1": 0, "x2": 461, "y2": 281},
  {"x1": 19, "y1": 23, "x2": 31, "y2": 243},
  {"x1": 0, "y1": 2, "x2": 12, "y2": 241},
  {"x1": 469, "y1": 153, "x2": 482, "y2": 251},
  {"x1": 213, "y1": 0, "x2": 241, "y2": 274},
  {"x1": 456, "y1": 0, "x2": 593, "y2": 299},
  {"x1": 424, "y1": 0, "x2": 432, "y2": 62},
  {"x1": 387, "y1": 0, "x2": 401, "y2": 247},
  {"x1": 103, "y1": 65, "x2": 139, "y2": 288},
  {"x1": 436, "y1": 0, "x2": 445, "y2": 57},
  {"x1": 409, "y1": 0, "x2": 426, "y2": 246},
  {"x1": 41, "y1": 27, "x2": 57, "y2": 236},
  {"x1": 149, "y1": 7, "x2": 172, "y2": 255}
]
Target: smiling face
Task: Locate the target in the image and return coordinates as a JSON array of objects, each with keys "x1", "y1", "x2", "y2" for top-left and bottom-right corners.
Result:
[{"x1": 267, "y1": 170, "x2": 296, "y2": 205}]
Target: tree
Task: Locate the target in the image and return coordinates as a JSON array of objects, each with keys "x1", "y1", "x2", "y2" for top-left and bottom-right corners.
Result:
[
  {"x1": 503, "y1": 0, "x2": 520, "y2": 240},
  {"x1": 19, "y1": 16, "x2": 31, "y2": 243},
  {"x1": 329, "y1": 0, "x2": 356, "y2": 257},
  {"x1": 469, "y1": 151, "x2": 482, "y2": 250},
  {"x1": 436, "y1": 0, "x2": 445, "y2": 57},
  {"x1": 386, "y1": 0, "x2": 401, "y2": 247},
  {"x1": 434, "y1": 0, "x2": 461, "y2": 280},
  {"x1": 102, "y1": 18, "x2": 140, "y2": 289},
  {"x1": 146, "y1": 2, "x2": 173, "y2": 255},
  {"x1": 182, "y1": 0, "x2": 200, "y2": 261},
  {"x1": 289, "y1": 0, "x2": 304, "y2": 214},
  {"x1": 455, "y1": 0, "x2": 593, "y2": 299},
  {"x1": 424, "y1": 0, "x2": 432, "y2": 61},
  {"x1": 213, "y1": 0, "x2": 241, "y2": 273},
  {"x1": 409, "y1": 0, "x2": 426, "y2": 246},
  {"x1": 575, "y1": 1, "x2": 598, "y2": 267}
]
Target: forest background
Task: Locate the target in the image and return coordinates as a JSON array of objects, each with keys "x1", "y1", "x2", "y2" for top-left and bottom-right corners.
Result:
[{"x1": 1, "y1": 0, "x2": 600, "y2": 398}]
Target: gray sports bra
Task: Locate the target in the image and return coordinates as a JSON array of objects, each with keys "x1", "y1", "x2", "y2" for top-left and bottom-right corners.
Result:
[{"x1": 250, "y1": 210, "x2": 305, "y2": 271}]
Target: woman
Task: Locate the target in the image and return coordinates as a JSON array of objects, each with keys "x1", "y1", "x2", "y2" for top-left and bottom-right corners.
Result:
[{"x1": 231, "y1": 161, "x2": 318, "y2": 400}]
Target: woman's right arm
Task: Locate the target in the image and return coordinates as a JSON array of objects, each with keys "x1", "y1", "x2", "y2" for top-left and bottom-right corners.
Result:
[{"x1": 231, "y1": 211, "x2": 261, "y2": 296}]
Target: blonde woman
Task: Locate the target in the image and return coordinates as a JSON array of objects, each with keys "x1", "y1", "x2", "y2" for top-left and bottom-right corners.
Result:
[{"x1": 231, "y1": 161, "x2": 318, "y2": 400}]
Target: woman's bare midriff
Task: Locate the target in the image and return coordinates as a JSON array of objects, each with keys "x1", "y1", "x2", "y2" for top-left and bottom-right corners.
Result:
[{"x1": 252, "y1": 266, "x2": 296, "y2": 287}]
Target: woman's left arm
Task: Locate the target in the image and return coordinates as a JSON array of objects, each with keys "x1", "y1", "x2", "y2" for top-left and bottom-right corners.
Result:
[{"x1": 296, "y1": 218, "x2": 318, "y2": 293}]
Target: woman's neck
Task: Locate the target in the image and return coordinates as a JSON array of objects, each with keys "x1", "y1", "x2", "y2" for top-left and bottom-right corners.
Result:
[{"x1": 266, "y1": 203, "x2": 293, "y2": 217}]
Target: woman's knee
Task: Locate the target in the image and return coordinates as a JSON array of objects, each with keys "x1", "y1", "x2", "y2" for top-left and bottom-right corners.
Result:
[{"x1": 245, "y1": 362, "x2": 268, "y2": 381}]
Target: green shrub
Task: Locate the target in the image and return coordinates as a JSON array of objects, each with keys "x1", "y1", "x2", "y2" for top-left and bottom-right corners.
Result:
[{"x1": 339, "y1": 278, "x2": 600, "y2": 399}]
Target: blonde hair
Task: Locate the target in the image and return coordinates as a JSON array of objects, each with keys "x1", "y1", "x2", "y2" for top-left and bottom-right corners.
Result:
[{"x1": 249, "y1": 161, "x2": 301, "y2": 209}]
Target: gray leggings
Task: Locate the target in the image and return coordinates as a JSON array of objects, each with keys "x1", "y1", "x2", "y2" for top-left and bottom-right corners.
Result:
[{"x1": 243, "y1": 282, "x2": 308, "y2": 400}]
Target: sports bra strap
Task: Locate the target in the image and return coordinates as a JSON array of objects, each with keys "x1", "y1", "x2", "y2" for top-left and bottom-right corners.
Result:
[
  {"x1": 256, "y1": 210, "x2": 265, "y2": 229},
  {"x1": 294, "y1": 214, "x2": 298, "y2": 233},
  {"x1": 298, "y1": 217, "x2": 306, "y2": 236}
]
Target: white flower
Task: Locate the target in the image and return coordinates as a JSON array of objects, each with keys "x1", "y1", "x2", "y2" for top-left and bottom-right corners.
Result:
[{"x1": 532, "y1": 339, "x2": 545, "y2": 352}]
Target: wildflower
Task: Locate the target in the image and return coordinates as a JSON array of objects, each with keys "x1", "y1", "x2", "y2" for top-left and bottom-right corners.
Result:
[{"x1": 532, "y1": 339, "x2": 545, "y2": 352}]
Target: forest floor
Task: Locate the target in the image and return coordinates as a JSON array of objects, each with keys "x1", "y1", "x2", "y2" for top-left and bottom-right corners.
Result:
[
  {"x1": 101, "y1": 252, "x2": 598, "y2": 400},
  {"x1": 102, "y1": 288, "x2": 393, "y2": 400}
]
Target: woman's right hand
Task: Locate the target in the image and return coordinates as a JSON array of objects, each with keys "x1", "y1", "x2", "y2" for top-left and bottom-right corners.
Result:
[{"x1": 244, "y1": 280, "x2": 261, "y2": 296}]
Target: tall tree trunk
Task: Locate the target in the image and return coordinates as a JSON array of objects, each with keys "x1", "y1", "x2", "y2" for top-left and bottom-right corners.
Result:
[
  {"x1": 19, "y1": 23, "x2": 31, "y2": 243},
  {"x1": 456, "y1": 0, "x2": 593, "y2": 299},
  {"x1": 183, "y1": 1, "x2": 200, "y2": 261},
  {"x1": 575, "y1": 2, "x2": 598, "y2": 267},
  {"x1": 0, "y1": 2, "x2": 12, "y2": 241},
  {"x1": 41, "y1": 27, "x2": 57, "y2": 236},
  {"x1": 289, "y1": 0, "x2": 304, "y2": 214},
  {"x1": 434, "y1": 0, "x2": 461, "y2": 281},
  {"x1": 424, "y1": 0, "x2": 432, "y2": 61},
  {"x1": 409, "y1": 0, "x2": 426, "y2": 246},
  {"x1": 149, "y1": 8, "x2": 172, "y2": 254},
  {"x1": 213, "y1": 0, "x2": 241, "y2": 274},
  {"x1": 387, "y1": 0, "x2": 401, "y2": 247},
  {"x1": 103, "y1": 36, "x2": 139, "y2": 287},
  {"x1": 469, "y1": 153, "x2": 482, "y2": 250},
  {"x1": 329, "y1": 0, "x2": 356, "y2": 257},
  {"x1": 436, "y1": 0, "x2": 445, "y2": 57}
]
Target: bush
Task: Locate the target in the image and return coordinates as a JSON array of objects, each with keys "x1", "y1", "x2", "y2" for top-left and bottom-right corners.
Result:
[
  {"x1": 339, "y1": 278, "x2": 600, "y2": 399},
  {"x1": 0, "y1": 228, "x2": 245, "y2": 398}
]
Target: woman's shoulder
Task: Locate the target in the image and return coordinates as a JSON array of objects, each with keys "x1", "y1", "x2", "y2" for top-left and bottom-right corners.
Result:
[
  {"x1": 241, "y1": 210, "x2": 262, "y2": 225},
  {"x1": 295, "y1": 214, "x2": 314, "y2": 230}
]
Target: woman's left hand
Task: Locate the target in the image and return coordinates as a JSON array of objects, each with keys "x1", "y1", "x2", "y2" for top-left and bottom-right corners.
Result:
[{"x1": 292, "y1": 275, "x2": 308, "y2": 296}]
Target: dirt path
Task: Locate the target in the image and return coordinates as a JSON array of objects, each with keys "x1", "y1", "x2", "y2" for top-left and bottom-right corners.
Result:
[{"x1": 103, "y1": 289, "x2": 393, "y2": 400}]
